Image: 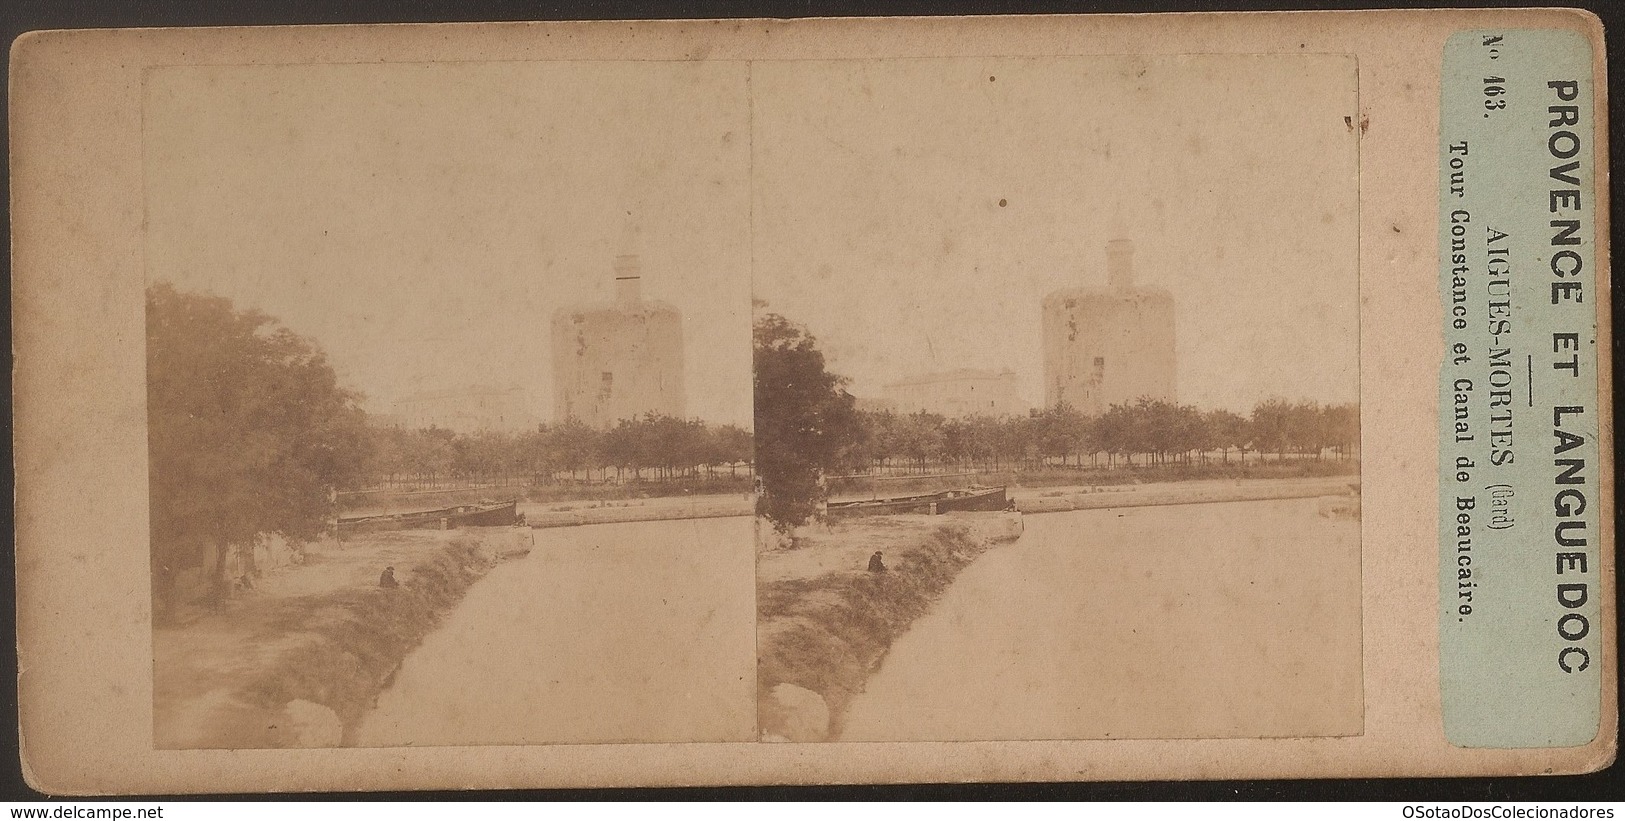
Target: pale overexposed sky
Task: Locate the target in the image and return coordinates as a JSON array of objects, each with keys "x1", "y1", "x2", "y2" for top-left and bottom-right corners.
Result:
[
  {"x1": 146, "y1": 54, "x2": 1358, "y2": 427},
  {"x1": 752, "y1": 55, "x2": 1360, "y2": 412},
  {"x1": 147, "y1": 61, "x2": 754, "y2": 427}
]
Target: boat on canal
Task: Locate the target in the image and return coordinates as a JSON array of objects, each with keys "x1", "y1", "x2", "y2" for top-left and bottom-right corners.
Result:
[
  {"x1": 337, "y1": 499, "x2": 522, "y2": 537},
  {"x1": 825, "y1": 486, "x2": 1009, "y2": 518}
]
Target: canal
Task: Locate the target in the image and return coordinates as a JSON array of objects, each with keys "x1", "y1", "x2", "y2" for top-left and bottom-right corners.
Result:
[
  {"x1": 355, "y1": 516, "x2": 757, "y2": 746},
  {"x1": 838, "y1": 497, "x2": 1362, "y2": 741}
]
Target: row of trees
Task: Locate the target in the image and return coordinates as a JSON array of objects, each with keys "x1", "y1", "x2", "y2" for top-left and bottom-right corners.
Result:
[
  {"x1": 753, "y1": 311, "x2": 1360, "y2": 531},
  {"x1": 842, "y1": 397, "x2": 1358, "y2": 475},
  {"x1": 362, "y1": 415, "x2": 754, "y2": 488},
  {"x1": 361, "y1": 393, "x2": 1355, "y2": 492}
]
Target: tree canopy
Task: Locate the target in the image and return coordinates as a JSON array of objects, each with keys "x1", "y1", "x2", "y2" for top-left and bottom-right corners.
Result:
[
  {"x1": 753, "y1": 312, "x2": 861, "y2": 531},
  {"x1": 148, "y1": 282, "x2": 369, "y2": 605},
  {"x1": 358, "y1": 415, "x2": 753, "y2": 487},
  {"x1": 836, "y1": 397, "x2": 1359, "y2": 474}
]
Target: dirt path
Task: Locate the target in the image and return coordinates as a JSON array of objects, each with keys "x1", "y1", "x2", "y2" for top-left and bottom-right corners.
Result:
[{"x1": 153, "y1": 528, "x2": 530, "y2": 749}]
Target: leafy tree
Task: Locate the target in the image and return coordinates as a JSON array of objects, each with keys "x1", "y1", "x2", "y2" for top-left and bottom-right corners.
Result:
[
  {"x1": 998, "y1": 413, "x2": 1038, "y2": 470},
  {"x1": 599, "y1": 418, "x2": 644, "y2": 480},
  {"x1": 147, "y1": 283, "x2": 368, "y2": 610},
  {"x1": 548, "y1": 417, "x2": 600, "y2": 480},
  {"x1": 1287, "y1": 400, "x2": 1328, "y2": 458},
  {"x1": 1250, "y1": 398, "x2": 1293, "y2": 460},
  {"x1": 1323, "y1": 402, "x2": 1360, "y2": 460},
  {"x1": 1095, "y1": 402, "x2": 1139, "y2": 466},
  {"x1": 412, "y1": 427, "x2": 458, "y2": 485},
  {"x1": 754, "y1": 312, "x2": 861, "y2": 531},
  {"x1": 711, "y1": 424, "x2": 755, "y2": 477},
  {"x1": 363, "y1": 424, "x2": 411, "y2": 487},
  {"x1": 861, "y1": 409, "x2": 902, "y2": 473},
  {"x1": 896, "y1": 411, "x2": 948, "y2": 473},
  {"x1": 1205, "y1": 409, "x2": 1251, "y2": 463},
  {"x1": 940, "y1": 418, "x2": 969, "y2": 469},
  {"x1": 1156, "y1": 400, "x2": 1208, "y2": 464},
  {"x1": 452, "y1": 429, "x2": 512, "y2": 483},
  {"x1": 653, "y1": 414, "x2": 708, "y2": 479},
  {"x1": 515, "y1": 426, "x2": 557, "y2": 484},
  {"x1": 1032, "y1": 403, "x2": 1090, "y2": 467}
]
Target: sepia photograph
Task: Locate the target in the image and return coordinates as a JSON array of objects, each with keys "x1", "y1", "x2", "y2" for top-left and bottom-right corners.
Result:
[
  {"x1": 142, "y1": 52, "x2": 1364, "y2": 751},
  {"x1": 750, "y1": 55, "x2": 1364, "y2": 742},
  {"x1": 144, "y1": 61, "x2": 758, "y2": 748},
  {"x1": 9, "y1": 9, "x2": 1612, "y2": 792}
]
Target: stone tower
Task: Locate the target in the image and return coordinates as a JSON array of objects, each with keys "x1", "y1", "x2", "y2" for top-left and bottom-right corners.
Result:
[
  {"x1": 1041, "y1": 239, "x2": 1176, "y2": 415},
  {"x1": 551, "y1": 254, "x2": 686, "y2": 427}
]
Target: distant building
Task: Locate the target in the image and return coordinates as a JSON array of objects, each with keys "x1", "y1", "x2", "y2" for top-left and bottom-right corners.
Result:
[
  {"x1": 1041, "y1": 239, "x2": 1176, "y2": 415},
  {"x1": 390, "y1": 385, "x2": 535, "y2": 433},
  {"x1": 551, "y1": 254, "x2": 686, "y2": 427},
  {"x1": 881, "y1": 369, "x2": 1029, "y2": 418}
]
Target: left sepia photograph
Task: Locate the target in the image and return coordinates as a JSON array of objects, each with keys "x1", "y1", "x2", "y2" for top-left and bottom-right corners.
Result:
[{"x1": 144, "y1": 61, "x2": 757, "y2": 748}]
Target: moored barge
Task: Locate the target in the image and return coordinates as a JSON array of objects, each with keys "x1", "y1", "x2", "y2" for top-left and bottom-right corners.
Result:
[
  {"x1": 825, "y1": 486, "x2": 1008, "y2": 518},
  {"x1": 337, "y1": 499, "x2": 521, "y2": 537}
]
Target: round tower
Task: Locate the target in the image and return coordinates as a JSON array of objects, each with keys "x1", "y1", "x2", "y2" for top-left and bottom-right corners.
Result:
[
  {"x1": 552, "y1": 254, "x2": 686, "y2": 427},
  {"x1": 1041, "y1": 240, "x2": 1176, "y2": 415}
]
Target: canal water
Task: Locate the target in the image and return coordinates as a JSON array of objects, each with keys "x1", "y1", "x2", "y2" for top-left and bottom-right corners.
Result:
[
  {"x1": 838, "y1": 497, "x2": 1362, "y2": 741},
  {"x1": 355, "y1": 516, "x2": 757, "y2": 746}
]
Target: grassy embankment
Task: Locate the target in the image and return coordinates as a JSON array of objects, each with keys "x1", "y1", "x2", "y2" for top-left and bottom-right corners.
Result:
[
  {"x1": 756, "y1": 513, "x2": 1022, "y2": 741},
  {"x1": 153, "y1": 528, "x2": 530, "y2": 749}
]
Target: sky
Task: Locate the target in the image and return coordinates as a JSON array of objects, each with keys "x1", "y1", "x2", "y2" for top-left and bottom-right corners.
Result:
[
  {"x1": 146, "y1": 54, "x2": 1358, "y2": 428},
  {"x1": 752, "y1": 55, "x2": 1361, "y2": 413},
  {"x1": 146, "y1": 61, "x2": 754, "y2": 427}
]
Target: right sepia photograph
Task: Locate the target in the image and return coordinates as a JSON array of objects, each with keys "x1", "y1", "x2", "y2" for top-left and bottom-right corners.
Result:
[{"x1": 751, "y1": 54, "x2": 1363, "y2": 743}]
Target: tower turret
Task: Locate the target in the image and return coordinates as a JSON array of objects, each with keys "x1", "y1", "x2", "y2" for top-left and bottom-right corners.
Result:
[
  {"x1": 1040, "y1": 239, "x2": 1176, "y2": 414},
  {"x1": 552, "y1": 254, "x2": 686, "y2": 427}
]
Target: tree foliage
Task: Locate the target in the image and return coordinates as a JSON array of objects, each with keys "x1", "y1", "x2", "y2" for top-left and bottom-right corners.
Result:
[
  {"x1": 358, "y1": 414, "x2": 753, "y2": 487},
  {"x1": 753, "y1": 312, "x2": 861, "y2": 530},
  {"x1": 838, "y1": 398, "x2": 1359, "y2": 473},
  {"x1": 147, "y1": 283, "x2": 369, "y2": 607}
]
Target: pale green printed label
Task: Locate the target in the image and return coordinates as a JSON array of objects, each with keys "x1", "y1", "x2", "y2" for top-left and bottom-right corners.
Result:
[{"x1": 1439, "y1": 29, "x2": 1600, "y2": 747}]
